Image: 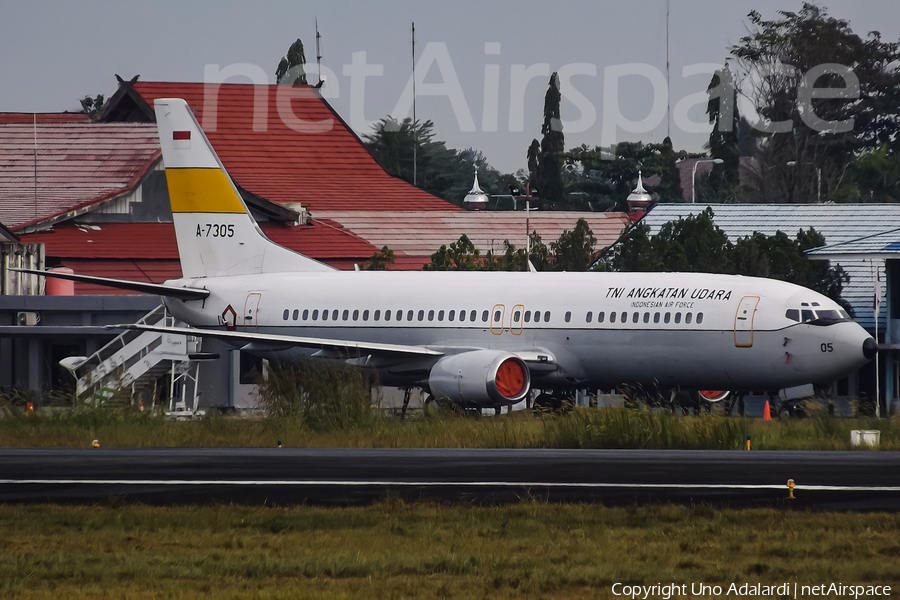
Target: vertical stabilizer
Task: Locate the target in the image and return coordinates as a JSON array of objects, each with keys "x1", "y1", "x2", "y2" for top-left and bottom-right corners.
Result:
[{"x1": 154, "y1": 98, "x2": 334, "y2": 278}]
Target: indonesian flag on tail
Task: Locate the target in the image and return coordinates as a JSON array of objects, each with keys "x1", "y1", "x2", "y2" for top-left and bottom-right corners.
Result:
[{"x1": 173, "y1": 130, "x2": 191, "y2": 149}]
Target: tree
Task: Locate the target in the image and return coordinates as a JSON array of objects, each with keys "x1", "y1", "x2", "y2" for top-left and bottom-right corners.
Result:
[
  {"x1": 550, "y1": 218, "x2": 596, "y2": 272},
  {"x1": 705, "y1": 66, "x2": 743, "y2": 198},
  {"x1": 364, "y1": 117, "x2": 514, "y2": 204},
  {"x1": 605, "y1": 210, "x2": 849, "y2": 308},
  {"x1": 567, "y1": 141, "x2": 693, "y2": 210},
  {"x1": 423, "y1": 234, "x2": 482, "y2": 270},
  {"x1": 731, "y1": 4, "x2": 900, "y2": 203},
  {"x1": 528, "y1": 73, "x2": 567, "y2": 207},
  {"x1": 833, "y1": 145, "x2": 900, "y2": 203},
  {"x1": 527, "y1": 230, "x2": 551, "y2": 271},
  {"x1": 423, "y1": 226, "x2": 592, "y2": 272},
  {"x1": 366, "y1": 246, "x2": 395, "y2": 270},
  {"x1": 276, "y1": 39, "x2": 308, "y2": 85}
]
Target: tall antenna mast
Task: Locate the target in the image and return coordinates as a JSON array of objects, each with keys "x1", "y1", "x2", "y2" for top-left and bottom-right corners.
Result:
[
  {"x1": 315, "y1": 18, "x2": 322, "y2": 86},
  {"x1": 665, "y1": 0, "x2": 671, "y2": 139},
  {"x1": 412, "y1": 22, "x2": 417, "y2": 187}
]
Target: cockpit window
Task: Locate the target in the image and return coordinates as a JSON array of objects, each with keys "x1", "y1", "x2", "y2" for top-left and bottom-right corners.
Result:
[
  {"x1": 815, "y1": 309, "x2": 842, "y2": 320},
  {"x1": 789, "y1": 307, "x2": 852, "y2": 325}
]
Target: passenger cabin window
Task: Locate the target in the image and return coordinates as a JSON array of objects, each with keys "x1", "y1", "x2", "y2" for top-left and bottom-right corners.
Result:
[
  {"x1": 632, "y1": 312, "x2": 639, "y2": 323},
  {"x1": 293, "y1": 309, "x2": 299, "y2": 321},
  {"x1": 302, "y1": 309, "x2": 309, "y2": 320},
  {"x1": 544, "y1": 311, "x2": 551, "y2": 322},
  {"x1": 786, "y1": 309, "x2": 799, "y2": 322},
  {"x1": 697, "y1": 313, "x2": 704, "y2": 324},
  {"x1": 513, "y1": 310, "x2": 521, "y2": 322},
  {"x1": 685, "y1": 313, "x2": 693, "y2": 324},
  {"x1": 374, "y1": 310, "x2": 381, "y2": 321},
  {"x1": 534, "y1": 311, "x2": 541, "y2": 323},
  {"x1": 353, "y1": 309, "x2": 359, "y2": 321},
  {"x1": 449, "y1": 310, "x2": 455, "y2": 321},
  {"x1": 525, "y1": 311, "x2": 532, "y2": 323},
  {"x1": 643, "y1": 312, "x2": 650, "y2": 324},
  {"x1": 408, "y1": 310, "x2": 414, "y2": 321},
  {"x1": 620, "y1": 311, "x2": 627, "y2": 323},
  {"x1": 438, "y1": 310, "x2": 444, "y2": 321},
  {"x1": 312, "y1": 309, "x2": 319, "y2": 320},
  {"x1": 384, "y1": 310, "x2": 391, "y2": 321},
  {"x1": 428, "y1": 310, "x2": 435, "y2": 321},
  {"x1": 653, "y1": 312, "x2": 660, "y2": 323},
  {"x1": 417, "y1": 310, "x2": 424, "y2": 321},
  {"x1": 674, "y1": 312, "x2": 682, "y2": 324},
  {"x1": 565, "y1": 311, "x2": 572, "y2": 323},
  {"x1": 586, "y1": 311, "x2": 593, "y2": 323},
  {"x1": 363, "y1": 310, "x2": 369, "y2": 321},
  {"x1": 494, "y1": 310, "x2": 502, "y2": 322},
  {"x1": 482, "y1": 310, "x2": 489, "y2": 322},
  {"x1": 664, "y1": 313, "x2": 670, "y2": 324},
  {"x1": 342, "y1": 310, "x2": 349, "y2": 321},
  {"x1": 610, "y1": 312, "x2": 617, "y2": 323},
  {"x1": 322, "y1": 309, "x2": 329, "y2": 321},
  {"x1": 470, "y1": 310, "x2": 477, "y2": 322},
  {"x1": 282, "y1": 309, "x2": 289, "y2": 321},
  {"x1": 597, "y1": 312, "x2": 605, "y2": 323}
]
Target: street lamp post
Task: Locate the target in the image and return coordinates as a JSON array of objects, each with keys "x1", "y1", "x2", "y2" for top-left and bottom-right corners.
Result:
[
  {"x1": 691, "y1": 158, "x2": 724, "y2": 203},
  {"x1": 786, "y1": 161, "x2": 822, "y2": 203}
]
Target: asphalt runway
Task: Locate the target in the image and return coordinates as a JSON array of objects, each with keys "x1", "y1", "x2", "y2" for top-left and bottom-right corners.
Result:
[{"x1": 1, "y1": 448, "x2": 899, "y2": 509}]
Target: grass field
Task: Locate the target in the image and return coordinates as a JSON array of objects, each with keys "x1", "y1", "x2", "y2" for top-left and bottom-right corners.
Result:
[
  {"x1": 1, "y1": 406, "x2": 899, "y2": 451},
  {"x1": 1, "y1": 501, "x2": 899, "y2": 599}
]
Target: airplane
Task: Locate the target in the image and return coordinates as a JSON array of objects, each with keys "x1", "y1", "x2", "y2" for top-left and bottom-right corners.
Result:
[{"x1": 16, "y1": 98, "x2": 878, "y2": 411}]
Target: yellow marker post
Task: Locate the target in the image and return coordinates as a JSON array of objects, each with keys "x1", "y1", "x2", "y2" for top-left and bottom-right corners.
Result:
[
  {"x1": 787, "y1": 479, "x2": 795, "y2": 499},
  {"x1": 745, "y1": 435, "x2": 751, "y2": 451}
]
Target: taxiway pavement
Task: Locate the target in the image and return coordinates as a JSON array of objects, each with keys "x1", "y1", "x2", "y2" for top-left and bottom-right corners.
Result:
[{"x1": 1, "y1": 448, "x2": 898, "y2": 509}]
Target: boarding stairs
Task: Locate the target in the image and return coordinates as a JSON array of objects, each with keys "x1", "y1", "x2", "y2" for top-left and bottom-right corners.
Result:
[{"x1": 62, "y1": 305, "x2": 203, "y2": 414}]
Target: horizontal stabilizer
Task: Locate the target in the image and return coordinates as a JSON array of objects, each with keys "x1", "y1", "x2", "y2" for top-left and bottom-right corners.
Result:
[
  {"x1": 109, "y1": 323, "x2": 444, "y2": 357},
  {"x1": 10, "y1": 268, "x2": 209, "y2": 300}
]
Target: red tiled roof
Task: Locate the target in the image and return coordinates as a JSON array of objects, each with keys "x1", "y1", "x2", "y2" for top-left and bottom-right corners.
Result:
[
  {"x1": 319, "y1": 211, "x2": 633, "y2": 269},
  {"x1": 0, "y1": 122, "x2": 160, "y2": 230},
  {"x1": 130, "y1": 82, "x2": 459, "y2": 214},
  {"x1": 19, "y1": 221, "x2": 378, "y2": 293},
  {"x1": 0, "y1": 113, "x2": 90, "y2": 124},
  {"x1": 20, "y1": 221, "x2": 376, "y2": 261},
  {"x1": 59, "y1": 258, "x2": 184, "y2": 295}
]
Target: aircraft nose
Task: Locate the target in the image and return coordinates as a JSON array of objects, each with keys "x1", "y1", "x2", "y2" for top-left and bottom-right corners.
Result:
[{"x1": 863, "y1": 337, "x2": 878, "y2": 360}]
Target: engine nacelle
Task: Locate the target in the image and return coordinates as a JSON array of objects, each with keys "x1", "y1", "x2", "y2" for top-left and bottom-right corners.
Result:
[{"x1": 428, "y1": 350, "x2": 531, "y2": 407}]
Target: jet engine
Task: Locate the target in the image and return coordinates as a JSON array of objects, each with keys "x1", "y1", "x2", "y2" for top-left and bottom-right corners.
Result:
[{"x1": 428, "y1": 350, "x2": 531, "y2": 407}]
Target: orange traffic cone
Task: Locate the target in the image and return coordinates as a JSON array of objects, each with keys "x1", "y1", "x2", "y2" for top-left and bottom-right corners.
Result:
[{"x1": 763, "y1": 400, "x2": 772, "y2": 421}]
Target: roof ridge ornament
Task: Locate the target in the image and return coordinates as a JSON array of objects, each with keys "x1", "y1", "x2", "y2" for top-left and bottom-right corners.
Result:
[
  {"x1": 468, "y1": 165, "x2": 484, "y2": 195},
  {"x1": 464, "y1": 164, "x2": 489, "y2": 209}
]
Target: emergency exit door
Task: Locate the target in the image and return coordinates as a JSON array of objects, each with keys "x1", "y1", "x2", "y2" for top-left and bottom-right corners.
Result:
[
  {"x1": 734, "y1": 296, "x2": 759, "y2": 347},
  {"x1": 244, "y1": 293, "x2": 261, "y2": 328}
]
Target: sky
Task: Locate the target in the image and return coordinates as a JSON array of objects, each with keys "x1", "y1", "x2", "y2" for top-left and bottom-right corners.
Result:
[{"x1": 1, "y1": 0, "x2": 898, "y2": 174}]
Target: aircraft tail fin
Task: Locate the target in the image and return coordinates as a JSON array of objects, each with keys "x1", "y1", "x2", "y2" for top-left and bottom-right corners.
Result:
[{"x1": 153, "y1": 98, "x2": 333, "y2": 278}]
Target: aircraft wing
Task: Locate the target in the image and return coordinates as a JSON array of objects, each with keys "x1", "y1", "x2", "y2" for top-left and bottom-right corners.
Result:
[
  {"x1": 10, "y1": 268, "x2": 209, "y2": 301},
  {"x1": 110, "y1": 323, "x2": 444, "y2": 357}
]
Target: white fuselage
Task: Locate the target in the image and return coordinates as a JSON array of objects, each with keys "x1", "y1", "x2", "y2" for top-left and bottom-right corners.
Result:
[{"x1": 163, "y1": 270, "x2": 873, "y2": 393}]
